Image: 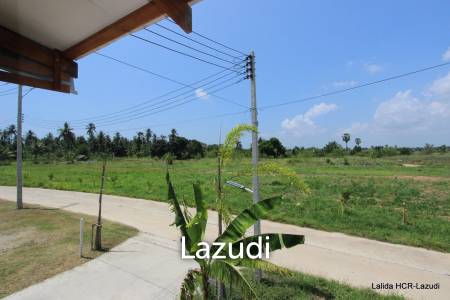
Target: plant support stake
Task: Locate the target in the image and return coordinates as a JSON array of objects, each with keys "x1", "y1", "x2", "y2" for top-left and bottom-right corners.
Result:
[
  {"x1": 80, "y1": 218, "x2": 84, "y2": 257},
  {"x1": 95, "y1": 160, "x2": 106, "y2": 250}
]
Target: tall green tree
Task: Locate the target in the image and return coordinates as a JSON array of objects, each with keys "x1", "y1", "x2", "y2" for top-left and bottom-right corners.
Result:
[{"x1": 259, "y1": 137, "x2": 286, "y2": 158}]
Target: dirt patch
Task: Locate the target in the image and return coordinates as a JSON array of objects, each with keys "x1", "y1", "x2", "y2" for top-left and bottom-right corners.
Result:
[
  {"x1": 0, "y1": 228, "x2": 39, "y2": 252},
  {"x1": 394, "y1": 175, "x2": 450, "y2": 182},
  {"x1": 402, "y1": 163, "x2": 422, "y2": 167}
]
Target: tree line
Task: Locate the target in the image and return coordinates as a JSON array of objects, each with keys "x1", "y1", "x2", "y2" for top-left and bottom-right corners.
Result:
[
  {"x1": 0, "y1": 122, "x2": 207, "y2": 162},
  {"x1": 0, "y1": 124, "x2": 447, "y2": 163}
]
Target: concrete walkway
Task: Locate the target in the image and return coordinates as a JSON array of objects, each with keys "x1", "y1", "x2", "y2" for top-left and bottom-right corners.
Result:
[
  {"x1": 1, "y1": 187, "x2": 449, "y2": 300},
  {"x1": 5, "y1": 233, "x2": 195, "y2": 300}
]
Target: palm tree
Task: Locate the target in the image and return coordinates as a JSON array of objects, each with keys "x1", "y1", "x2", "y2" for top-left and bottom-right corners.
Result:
[
  {"x1": 58, "y1": 122, "x2": 75, "y2": 150},
  {"x1": 166, "y1": 171, "x2": 305, "y2": 300},
  {"x1": 86, "y1": 123, "x2": 96, "y2": 138},
  {"x1": 25, "y1": 130, "x2": 37, "y2": 147},
  {"x1": 355, "y1": 137, "x2": 362, "y2": 147},
  {"x1": 342, "y1": 133, "x2": 351, "y2": 151},
  {"x1": 6, "y1": 125, "x2": 16, "y2": 144}
]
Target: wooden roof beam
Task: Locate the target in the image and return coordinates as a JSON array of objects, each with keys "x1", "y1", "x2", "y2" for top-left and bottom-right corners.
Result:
[
  {"x1": 63, "y1": 0, "x2": 193, "y2": 60},
  {"x1": 0, "y1": 25, "x2": 77, "y2": 93}
]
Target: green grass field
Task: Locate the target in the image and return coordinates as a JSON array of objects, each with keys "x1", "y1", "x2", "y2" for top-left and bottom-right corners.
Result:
[{"x1": 0, "y1": 153, "x2": 449, "y2": 252}]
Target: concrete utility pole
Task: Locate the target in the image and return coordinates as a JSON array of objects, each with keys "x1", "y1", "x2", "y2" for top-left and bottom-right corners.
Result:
[
  {"x1": 249, "y1": 51, "x2": 260, "y2": 235},
  {"x1": 249, "y1": 51, "x2": 262, "y2": 281},
  {"x1": 16, "y1": 85, "x2": 23, "y2": 209}
]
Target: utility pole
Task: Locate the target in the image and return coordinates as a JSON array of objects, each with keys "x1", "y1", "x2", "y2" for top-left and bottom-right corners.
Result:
[
  {"x1": 16, "y1": 85, "x2": 23, "y2": 209},
  {"x1": 248, "y1": 51, "x2": 262, "y2": 281},
  {"x1": 248, "y1": 51, "x2": 260, "y2": 235}
]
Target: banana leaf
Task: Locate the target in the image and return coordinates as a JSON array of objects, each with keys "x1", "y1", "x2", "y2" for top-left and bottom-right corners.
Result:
[{"x1": 215, "y1": 196, "x2": 281, "y2": 244}]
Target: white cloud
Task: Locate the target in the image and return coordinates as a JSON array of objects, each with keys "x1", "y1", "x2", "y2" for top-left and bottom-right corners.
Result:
[
  {"x1": 342, "y1": 122, "x2": 369, "y2": 135},
  {"x1": 281, "y1": 103, "x2": 337, "y2": 137},
  {"x1": 428, "y1": 71, "x2": 450, "y2": 97},
  {"x1": 372, "y1": 74, "x2": 450, "y2": 132},
  {"x1": 195, "y1": 88, "x2": 209, "y2": 100},
  {"x1": 374, "y1": 90, "x2": 427, "y2": 129},
  {"x1": 443, "y1": 47, "x2": 450, "y2": 62},
  {"x1": 364, "y1": 63, "x2": 383, "y2": 74},
  {"x1": 332, "y1": 80, "x2": 358, "y2": 88}
]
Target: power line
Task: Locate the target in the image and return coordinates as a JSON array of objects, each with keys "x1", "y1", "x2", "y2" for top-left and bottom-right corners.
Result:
[
  {"x1": 35, "y1": 71, "x2": 242, "y2": 126},
  {"x1": 94, "y1": 78, "x2": 245, "y2": 128},
  {"x1": 0, "y1": 86, "x2": 18, "y2": 94},
  {"x1": 0, "y1": 91, "x2": 17, "y2": 97},
  {"x1": 75, "y1": 76, "x2": 245, "y2": 128},
  {"x1": 130, "y1": 33, "x2": 233, "y2": 70},
  {"x1": 166, "y1": 19, "x2": 247, "y2": 56},
  {"x1": 154, "y1": 23, "x2": 240, "y2": 60},
  {"x1": 23, "y1": 88, "x2": 34, "y2": 98},
  {"x1": 261, "y1": 61, "x2": 450, "y2": 110},
  {"x1": 32, "y1": 75, "x2": 245, "y2": 130},
  {"x1": 102, "y1": 110, "x2": 248, "y2": 134},
  {"x1": 0, "y1": 87, "x2": 33, "y2": 97},
  {"x1": 95, "y1": 52, "x2": 188, "y2": 86},
  {"x1": 31, "y1": 54, "x2": 247, "y2": 127},
  {"x1": 144, "y1": 28, "x2": 236, "y2": 65}
]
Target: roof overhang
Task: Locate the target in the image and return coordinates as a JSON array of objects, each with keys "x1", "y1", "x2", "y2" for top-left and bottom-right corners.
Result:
[{"x1": 0, "y1": 0, "x2": 199, "y2": 93}]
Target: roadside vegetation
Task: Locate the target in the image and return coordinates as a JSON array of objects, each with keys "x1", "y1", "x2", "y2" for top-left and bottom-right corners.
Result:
[
  {"x1": 229, "y1": 270, "x2": 404, "y2": 300},
  {"x1": 0, "y1": 124, "x2": 449, "y2": 252},
  {"x1": 167, "y1": 168, "x2": 402, "y2": 300},
  {"x1": 0, "y1": 200, "x2": 138, "y2": 298}
]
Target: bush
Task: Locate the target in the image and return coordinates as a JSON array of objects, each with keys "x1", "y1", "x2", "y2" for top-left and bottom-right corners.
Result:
[
  {"x1": 399, "y1": 147, "x2": 412, "y2": 155},
  {"x1": 343, "y1": 158, "x2": 350, "y2": 165}
]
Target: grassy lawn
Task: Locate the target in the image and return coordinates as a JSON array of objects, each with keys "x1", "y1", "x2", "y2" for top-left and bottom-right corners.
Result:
[
  {"x1": 0, "y1": 153, "x2": 449, "y2": 252},
  {"x1": 227, "y1": 270, "x2": 404, "y2": 300},
  {"x1": 0, "y1": 200, "x2": 138, "y2": 298}
]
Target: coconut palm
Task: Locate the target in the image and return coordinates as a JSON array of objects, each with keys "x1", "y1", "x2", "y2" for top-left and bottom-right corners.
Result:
[
  {"x1": 58, "y1": 122, "x2": 75, "y2": 150},
  {"x1": 5, "y1": 125, "x2": 16, "y2": 144},
  {"x1": 86, "y1": 123, "x2": 96, "y2": 138},
  {"x1": 166, "y1": 171, "x2": 305, "y2": 300}
]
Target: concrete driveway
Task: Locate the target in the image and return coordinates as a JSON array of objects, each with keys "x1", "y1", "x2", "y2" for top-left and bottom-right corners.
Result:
[{"x1": 1, "y1": 187, "x2": 449, "y2": 300}]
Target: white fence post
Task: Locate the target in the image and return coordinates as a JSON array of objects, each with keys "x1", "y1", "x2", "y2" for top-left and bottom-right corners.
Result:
[{"x1": 80, "y1": 218, "x2": 84, "y2": 257}]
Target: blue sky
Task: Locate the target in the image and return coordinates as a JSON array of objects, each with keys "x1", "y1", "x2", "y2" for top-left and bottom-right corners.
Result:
[{"x1": 1, "y1": 0, "x2": 450, "y2": 147}]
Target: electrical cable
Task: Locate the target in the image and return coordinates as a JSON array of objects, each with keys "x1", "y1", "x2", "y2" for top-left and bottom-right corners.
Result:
[
  {"x1": 165, "y1": 19, "x2": 247, "y2": 56},
  {"x1": 144, "y1": 28, "x2": 236, "y2": 65},
  {"x1": 130, "y1": 33, "x2": 233, "y2": 70},
  {"x1": 260, "y1": 61, "x2": 450, "y2": 110},
  {"x1": 154, "y1": 23, "x2": 241, "y2": 60},
  {"x1": 32, "y1": 70, "x2": 244, "y2": 126},
  {"x1": 76, "y1": 75, "x2": 245, "y2": 128},
  {"x1": 32, "y1": 53, "x2": 247, "y2": 125}
]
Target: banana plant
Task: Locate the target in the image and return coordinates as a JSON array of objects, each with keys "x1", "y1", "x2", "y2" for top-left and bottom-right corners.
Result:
[{"x1": 166, "y1": 171, "x2": 305, "y2": 300}]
